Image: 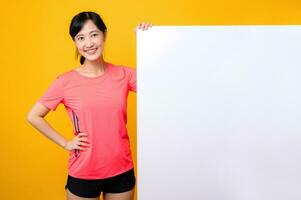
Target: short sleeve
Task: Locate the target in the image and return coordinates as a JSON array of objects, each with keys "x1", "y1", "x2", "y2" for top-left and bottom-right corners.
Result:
[
  {"x1": 128, "y1": 68, "x2": 136, "y2": 92},
  {"x1": 37, "y1": 75, "x2": 64, "y2": 111}
]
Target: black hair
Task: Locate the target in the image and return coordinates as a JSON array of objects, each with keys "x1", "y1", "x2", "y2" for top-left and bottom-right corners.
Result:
[{"x1": 69, "y1": 11, "x2": 107, "y2": 64}]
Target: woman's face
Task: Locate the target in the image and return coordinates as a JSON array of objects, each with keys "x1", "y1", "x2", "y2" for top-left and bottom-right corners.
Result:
[{"x1": 74, "y1": 19, "x2": 106, "y2": 62}]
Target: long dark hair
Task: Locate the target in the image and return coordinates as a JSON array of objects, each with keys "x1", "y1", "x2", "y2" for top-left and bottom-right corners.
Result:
[{"x1": 69, "y1": 11, "x2": 107, "y2": 64}]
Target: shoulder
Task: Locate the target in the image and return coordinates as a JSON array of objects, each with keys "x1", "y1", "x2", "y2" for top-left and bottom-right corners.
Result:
[
  {"x1": 109, "y1": 62, "x2": 135, "y2": 72},
  {"x1": 48, "y1": 70, "x2": 75, "y2": 87},
  {"x1": 107, "y1": 62, "x2": 136, "y2": 81},
  {"x1": 55, "y1": 69, "x2": 75, "y2": 80}
]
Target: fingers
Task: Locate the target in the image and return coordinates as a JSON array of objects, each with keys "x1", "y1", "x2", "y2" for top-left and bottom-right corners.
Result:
[
  {"x1": 77, "y1": 143, "x2": 89, "y2": 150},
  {"x1": 77, "y1": 139, "x2": 90, "y2": 146},
  {"x1": 75, "y1": 141, "x2": 89, "y2": 151},
  {"x1": 79, "y1": 137, "x2": 90, "y2": 143},
  {"x1": 73, "y1": 132, "x2": 91, "y2": 151},
  {"x1": 137, "y1": 22, "x2": 153, "y2": 31},
  {"x1": 76, "y1": 146, "x2": 86, "y2": 151},
  {"x1": 77, "y1": 132, "x2": 88, "y2": 137}
]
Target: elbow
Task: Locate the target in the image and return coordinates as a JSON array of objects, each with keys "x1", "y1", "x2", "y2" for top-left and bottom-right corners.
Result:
[
  {"x1": 26, "y1": 113, "x2": 34, "y2": 124},
  {"x1": 27, "y1": 111, "x2": 40, "y2": 124},
  {"x1": 27, "y1": 102, "x2": 49, "y2": 123}
]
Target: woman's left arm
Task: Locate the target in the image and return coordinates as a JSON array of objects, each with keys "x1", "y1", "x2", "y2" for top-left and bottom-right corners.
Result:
[{"x1": 131, "y1": 22, "x2": 152, "y2": 93}]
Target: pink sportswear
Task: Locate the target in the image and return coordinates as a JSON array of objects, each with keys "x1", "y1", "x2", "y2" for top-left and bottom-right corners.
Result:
[{"x1": 38, "y1": 62, "x2": 136, "y2": 179}]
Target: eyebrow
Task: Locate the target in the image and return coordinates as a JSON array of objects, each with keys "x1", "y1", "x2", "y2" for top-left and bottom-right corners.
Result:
[{"x1": 76, "y1": 30, "x2": 100, "y2": 38}]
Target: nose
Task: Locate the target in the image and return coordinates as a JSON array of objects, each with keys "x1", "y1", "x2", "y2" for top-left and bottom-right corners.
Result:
[{"x1": 85, "y1": 37, "x2": 94, "y2": 48}]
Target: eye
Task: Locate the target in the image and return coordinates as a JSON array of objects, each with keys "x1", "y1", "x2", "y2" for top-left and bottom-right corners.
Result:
[
  {"x1": 91, "y1": 33, "x2": 98, "y2": 37},
  {"x1": 77, "y1": 36, "x2": 84, "y2": 41}
]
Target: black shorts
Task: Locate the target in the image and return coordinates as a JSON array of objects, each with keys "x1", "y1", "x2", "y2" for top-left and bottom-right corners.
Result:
[{"x1": 65, "y1": 168, "x2": 136, "y2": 198}]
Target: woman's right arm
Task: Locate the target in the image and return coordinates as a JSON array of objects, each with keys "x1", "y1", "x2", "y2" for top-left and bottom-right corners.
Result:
[
  {"x1": 26, "y1": 102, "x2": 69, "y2": 150},
  {"x1": 27, "y1": 102, "x2": 90, "y2": 151}
]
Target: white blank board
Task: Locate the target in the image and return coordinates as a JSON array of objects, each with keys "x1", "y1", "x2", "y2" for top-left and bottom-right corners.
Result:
[{"x1": 137, "y1": 26, "x2": 301, "y2": 200}]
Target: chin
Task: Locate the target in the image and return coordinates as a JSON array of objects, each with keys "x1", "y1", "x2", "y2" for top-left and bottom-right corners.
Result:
[
  {"x1": 85, "y1": 55, "x2": 100, "y2": 61},
  {"x1": 82, "y1": 53, "x2": 102, "y2": 61}
]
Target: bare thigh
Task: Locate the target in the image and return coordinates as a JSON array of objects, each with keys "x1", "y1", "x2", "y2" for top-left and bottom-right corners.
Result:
[
  {"x1": 103, "y1": 188, "x2": 135, "y2": 200},
  {"x1": 66, "y1": 188, "x2": 100, "y2": 200}
]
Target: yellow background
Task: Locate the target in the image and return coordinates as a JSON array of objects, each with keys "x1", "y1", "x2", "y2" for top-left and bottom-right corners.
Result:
[{"x1": 0, "y1": 0, "x2": 300, "y2": 199}]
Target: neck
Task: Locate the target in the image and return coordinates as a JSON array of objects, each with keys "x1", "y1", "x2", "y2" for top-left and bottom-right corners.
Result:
[{"x1": 81, "y1": 55, "x2": 106, "y2": 73}]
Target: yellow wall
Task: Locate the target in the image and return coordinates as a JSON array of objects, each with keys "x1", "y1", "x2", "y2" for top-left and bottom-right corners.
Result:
[{"x1": 0, "y1": 0, "x2": 300, "y2": 199}]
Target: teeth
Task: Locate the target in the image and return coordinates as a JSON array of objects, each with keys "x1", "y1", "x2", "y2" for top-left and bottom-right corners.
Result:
[{"x1": 86, "y1": 48, "x2": 97, "y2": 54}]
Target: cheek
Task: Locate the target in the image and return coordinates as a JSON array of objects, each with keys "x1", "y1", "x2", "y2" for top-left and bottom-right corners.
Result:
[
  {"x1": 96, "y1": 37, "x2": 105, "y2": 46},
  {"x1": 76, "y1": 45, "x2": 84, "y2": 53},
  {"x1": 99, "y1": 41, "x2": 106, "y2": 50}
]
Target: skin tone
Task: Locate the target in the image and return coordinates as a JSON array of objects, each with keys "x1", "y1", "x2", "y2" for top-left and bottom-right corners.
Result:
[
  {"x1": 27, "y1": 21, "x2": 153, "y2": 200},
  {"x1": 73, "y1": 21, "x2": 153, "y2": 77}
]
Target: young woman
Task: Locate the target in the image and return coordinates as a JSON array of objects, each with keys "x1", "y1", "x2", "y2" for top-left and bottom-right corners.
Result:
[{"x1": 27, "y1": 11, "x2": 152, "y2": 200}]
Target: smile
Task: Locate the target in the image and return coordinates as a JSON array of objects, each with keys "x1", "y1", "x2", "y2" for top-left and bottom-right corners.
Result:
[{"x1": 85, "y1": 48, "x2": 98, "y2": 54}]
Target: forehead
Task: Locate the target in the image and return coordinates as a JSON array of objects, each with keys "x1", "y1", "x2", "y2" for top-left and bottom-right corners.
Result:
[{"x1": 77, "y1": 20, "x2": 100, "y2": 35}]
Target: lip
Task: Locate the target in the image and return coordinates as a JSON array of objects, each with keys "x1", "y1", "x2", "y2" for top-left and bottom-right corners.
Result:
[
  {"x1": 85, "y1": 48, "x2": 98, "y2": 55},
  {"x1": 85, "y1": 48, "x2": 98, "y2": 52}
]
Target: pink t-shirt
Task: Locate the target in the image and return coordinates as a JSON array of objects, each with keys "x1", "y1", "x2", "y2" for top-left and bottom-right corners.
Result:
[{"x1": 38, "y1": 62, "x2": 136, "y2": 179}]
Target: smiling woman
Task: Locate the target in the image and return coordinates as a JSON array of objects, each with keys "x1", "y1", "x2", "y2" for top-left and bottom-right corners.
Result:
[
  {"x1": 69, "y1": 12, "x2": 107, "y2": 66},
  {"x1": 26, "y1": 10, "x2": 152, "y2": 200},
  {"x1": 75, "y1": 29, "x2": 102, "y2": 56}
]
